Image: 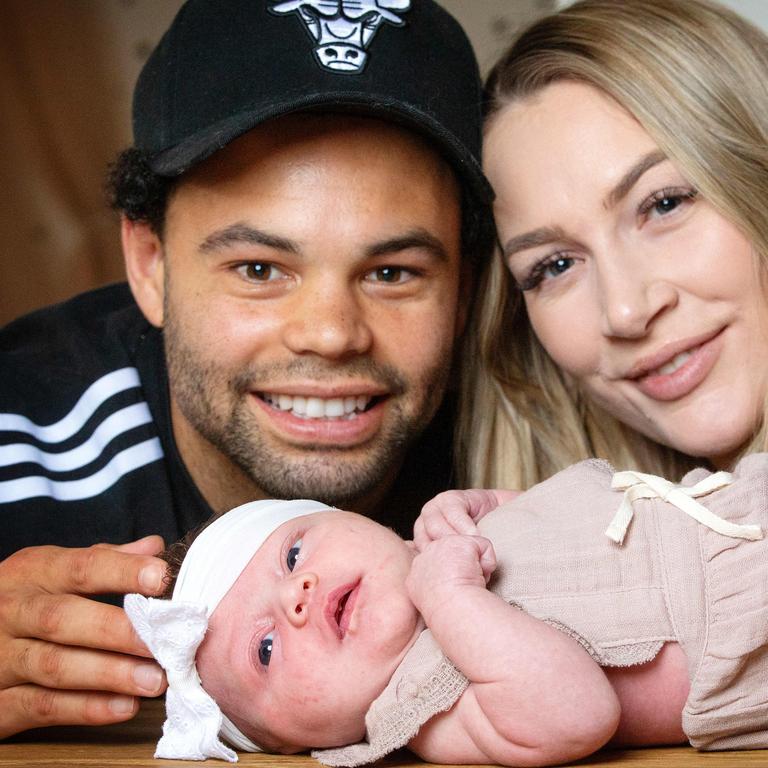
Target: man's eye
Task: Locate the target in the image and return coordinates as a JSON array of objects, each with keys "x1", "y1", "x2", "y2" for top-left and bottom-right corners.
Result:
[
  {"x1": 237, "y1": 262, "x2": 285, "y2": 282},
  {"x1": 258, "y1": 632, "x2": 274, "y2": 666},
  {"x1": 366, "y1": 266, "x2": 413, "y2": 284},
  {"x1": 287, "y1": 539, "x2": 302, "y2": 571}
]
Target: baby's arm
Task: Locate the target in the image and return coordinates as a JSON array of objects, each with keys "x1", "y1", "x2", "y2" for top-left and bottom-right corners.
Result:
[
  {"x1": 414, "y1": 489, "x2": 519, "y2": 551},
  {"x1": 406, "y1": 535, "x2": 621, "y2": 767}
]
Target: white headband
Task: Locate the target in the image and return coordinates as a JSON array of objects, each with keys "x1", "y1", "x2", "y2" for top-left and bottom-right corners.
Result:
[{"x1": 124, "y1": 498, "x2": 332, "y2": 762}]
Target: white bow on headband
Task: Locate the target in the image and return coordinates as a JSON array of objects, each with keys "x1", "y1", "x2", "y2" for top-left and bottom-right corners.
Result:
[{"x1": 124, "y1": 498, "x2": 333, "y2": 762}]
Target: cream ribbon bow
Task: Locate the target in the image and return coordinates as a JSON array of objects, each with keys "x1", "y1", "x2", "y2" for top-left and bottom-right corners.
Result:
[{"x1": 605, "y1": 469, "x2": 763, "y2": 545}]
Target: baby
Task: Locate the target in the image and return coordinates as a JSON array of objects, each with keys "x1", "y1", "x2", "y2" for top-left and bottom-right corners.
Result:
[{"x1": 125, "y1": 453, "x2": 768, "y2": 766}]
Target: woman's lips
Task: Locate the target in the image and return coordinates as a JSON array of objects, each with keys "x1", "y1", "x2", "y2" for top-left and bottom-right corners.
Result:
[{"x1": 631, "y1": 331, "x2": 723, "y2": 401}]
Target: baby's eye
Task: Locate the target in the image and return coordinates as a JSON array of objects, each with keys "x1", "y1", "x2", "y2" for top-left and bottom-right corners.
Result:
[
  {"x1": 258, "y1": 632, "x2": 274, "y2": 667},
  {"x1": 287, "y1": 539, "x2": 303, "y2": 571}
]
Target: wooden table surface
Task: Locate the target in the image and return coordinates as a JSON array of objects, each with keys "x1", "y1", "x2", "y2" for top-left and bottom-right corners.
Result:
[{"x1": 3, "y1": 698, "x2": 768, "y2": 767}]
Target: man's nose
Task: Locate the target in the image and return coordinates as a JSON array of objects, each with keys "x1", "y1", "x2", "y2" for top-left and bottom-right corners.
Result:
[
  {"x1": 597, "y1": 256, "x2": 678, "y2": 339},
  {"x1": 279, "y1": 571, "x2": 318, "y2": 627},
  {"x1": 283, "y1": 279, "x2": 373, "y2": 359}
]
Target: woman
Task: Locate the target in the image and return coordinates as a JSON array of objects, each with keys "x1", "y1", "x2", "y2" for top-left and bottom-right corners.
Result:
[{"x1": 462, "y1": 0, "x2": 768, "y2": 489}]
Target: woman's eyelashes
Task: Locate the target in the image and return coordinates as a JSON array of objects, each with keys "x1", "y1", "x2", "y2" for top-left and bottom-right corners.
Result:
[
  {"x1": 517, "y1": 253, "x2": 576, "y2": 292},
  {"x1": 514, "y1": 185, "x2": 700, "y2": 292},
  {"x1": 638, "y1": 186, "x2": 698, "y2": 221}
]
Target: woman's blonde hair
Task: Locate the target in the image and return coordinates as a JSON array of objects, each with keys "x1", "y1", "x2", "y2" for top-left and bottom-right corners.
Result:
[{"x1": 460, "y1": 0, "x2": 768, "y2": 489}]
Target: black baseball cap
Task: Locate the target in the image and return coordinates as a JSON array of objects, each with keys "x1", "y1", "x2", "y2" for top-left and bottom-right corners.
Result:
[{"x1": 133, "y1": 0, "x2": 493, "y2": 205}]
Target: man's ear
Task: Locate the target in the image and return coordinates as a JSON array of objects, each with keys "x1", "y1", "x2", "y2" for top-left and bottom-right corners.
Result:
[{"x1": 122, "y1": 217, "x2": 165, "y2": 328}]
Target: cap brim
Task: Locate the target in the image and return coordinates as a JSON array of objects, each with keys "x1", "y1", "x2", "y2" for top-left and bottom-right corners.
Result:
[{"x1": 148, "y1": 92, "x2": 494, "y2": 205}]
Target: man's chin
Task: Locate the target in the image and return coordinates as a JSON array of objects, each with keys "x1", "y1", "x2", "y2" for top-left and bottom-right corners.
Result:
[{"x1": 242, "y1": 447, "x2": 403, "y2": 508}]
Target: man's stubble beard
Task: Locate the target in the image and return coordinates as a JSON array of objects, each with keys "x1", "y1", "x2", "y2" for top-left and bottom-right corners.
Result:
[{"x1": 162, "y1": 302, "x2": 452, "y2": 508}]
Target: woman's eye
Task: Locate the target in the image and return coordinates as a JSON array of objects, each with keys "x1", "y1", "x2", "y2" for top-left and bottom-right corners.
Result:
[
  {"x1": 518, "y1": 254, "x2": 575, "y2": 292},
  {"x1": 653, "y1": 196, "x2": 681, "y2": 215},
  {"x1": 258, "y1": 632, "x2": 274, "y2": 667},
  {"x1": 544, "y1": 257, "x2": 573, "y2": 278},
  {"x1": 640, "y1": 187, "x2": 698, "y2": 220},
  {"x1": 237, "y1": 262, "x2": 285, "y2": 282},
  {"x1": 286, "y1": 539, "x2": 302, "y2": 571}
]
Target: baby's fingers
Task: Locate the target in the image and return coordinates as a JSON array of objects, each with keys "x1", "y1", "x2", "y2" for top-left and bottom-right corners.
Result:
[
  {"x1": 415, "y1": 492, "x2": 480, "y2": 550},
  {"x1": 474, "y1": 536, "x2": 497, "y2": 583}
]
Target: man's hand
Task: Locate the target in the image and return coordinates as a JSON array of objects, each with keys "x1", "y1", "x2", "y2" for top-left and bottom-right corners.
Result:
[
  {"x1": 413, "y1": 489, "x2": 520, "y2": 552},
  {"x1": 0, "y1": 536, "x2": 168, "y2": 738},
  {"x1": 406, "y1": 534, "x2": 496, "y2": 625}
]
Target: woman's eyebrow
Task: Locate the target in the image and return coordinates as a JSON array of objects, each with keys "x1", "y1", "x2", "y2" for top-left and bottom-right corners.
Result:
[
  {"x1": 604, "y1": 150, "x2": 668, "y2": 209},
  {"x1": 502, "y1": 150, "x2": 669, "y2": 260},
  {"x1": 502, "y1": 226, "x2": 566, "y2": 260}
]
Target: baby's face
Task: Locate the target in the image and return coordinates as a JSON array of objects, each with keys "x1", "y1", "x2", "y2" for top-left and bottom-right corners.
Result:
[{"x1": 196, "y1": 510, "x2": 421, "y2": 752}]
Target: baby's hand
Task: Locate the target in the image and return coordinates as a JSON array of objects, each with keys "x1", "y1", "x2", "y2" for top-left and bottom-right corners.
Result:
[
  {"x1": 413, "y1": 489, "x2": 519, "y2": 552},
  {"x1": 406, "y1": 535, "x2": 496, "y2": 623}
]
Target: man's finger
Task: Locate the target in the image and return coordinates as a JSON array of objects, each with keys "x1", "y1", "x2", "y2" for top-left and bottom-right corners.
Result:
[
  {"x1": 2, "y1": 593, "x2": 154, "y2": 657},
  {"x1": 2, "y1": 638, "x2": 165, "y2": 695},
  {"x1": 0, "y1": 685, "x2": 139, "y2": 739},
  {"x1": 7, "y1": 545, "x2": 166, "y2": 597},
  {"x1": 95, "y1": 535, "x2": 165, "y2": 557}
]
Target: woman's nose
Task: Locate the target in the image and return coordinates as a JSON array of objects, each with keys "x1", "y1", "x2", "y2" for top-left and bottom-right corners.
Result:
[
  {"x1": 279, "y1": 571, "x2": 319, "y2": 627},
  {"x1": 598, "y1": 260, "x2": 678, "y2": 339}
]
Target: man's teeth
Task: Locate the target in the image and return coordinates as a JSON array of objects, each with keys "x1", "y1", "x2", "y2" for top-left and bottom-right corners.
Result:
[
  {"x1": 263, "y1": 394, "x2": 372, "y2": 418},
  {"x1": 654, "y1": 350, "x2": 694, "y2": 377}
]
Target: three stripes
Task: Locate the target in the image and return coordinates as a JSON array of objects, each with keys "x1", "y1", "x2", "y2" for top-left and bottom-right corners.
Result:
[{"x1": 0, "y1": 368, "x2": 163, "y2": 503}]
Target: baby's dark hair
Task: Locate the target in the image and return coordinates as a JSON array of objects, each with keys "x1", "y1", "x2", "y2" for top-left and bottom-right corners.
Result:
[{"x1": 157, "y1": 517, "x2": 216, "y2": 598}]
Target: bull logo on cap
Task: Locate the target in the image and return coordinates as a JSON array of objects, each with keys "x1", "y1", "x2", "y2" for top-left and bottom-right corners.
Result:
[{"x1": 270, "y1": 0, "x2": 411, "y2": 74}]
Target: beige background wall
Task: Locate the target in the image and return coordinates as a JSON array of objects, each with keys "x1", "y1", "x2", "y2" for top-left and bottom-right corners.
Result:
[{"x1": 0, "y1": 0, "x2": 552, "y2": 327}]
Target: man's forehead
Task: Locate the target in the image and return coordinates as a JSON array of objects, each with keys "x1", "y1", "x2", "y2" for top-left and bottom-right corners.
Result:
[{"x1": 181, "y1": 112, "x2": 460, "y2": 193}]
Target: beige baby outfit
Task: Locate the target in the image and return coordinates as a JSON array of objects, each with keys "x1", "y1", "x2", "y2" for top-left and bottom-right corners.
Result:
[{"x1": 316, "y1": 453, "x2": 768, "y2": 766}]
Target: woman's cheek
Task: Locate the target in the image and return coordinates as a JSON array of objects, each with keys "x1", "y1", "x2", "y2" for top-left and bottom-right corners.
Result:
[{"x1": 527, "y1": 301, "x2": 601, "y2": 380}]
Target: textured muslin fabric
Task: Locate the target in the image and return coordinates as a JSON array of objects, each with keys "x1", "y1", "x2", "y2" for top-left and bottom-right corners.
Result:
[
  {"x1": 316, "y1": 454, "x2": 768, "y2": 766},
  {"x1": 313, "y1": 630, "x2": 468, "y2": 767},
  {"x1": 679, "y1": 455, "x2": 768, "y2": 749}
]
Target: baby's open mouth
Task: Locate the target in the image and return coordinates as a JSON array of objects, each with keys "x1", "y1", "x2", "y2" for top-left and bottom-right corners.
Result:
[
  {"x1": 335, "y1": 589, "x2": 352, "y2": 627},
  {"x1": 328, "y1": 581, "x2": 359, "y2": 638}
]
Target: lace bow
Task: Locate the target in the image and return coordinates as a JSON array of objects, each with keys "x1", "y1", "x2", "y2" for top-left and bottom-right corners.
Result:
[
  {"x1": 124, "y1": 594, "x2": 238, "y2": 762},
  {"x1": 605, "y1": 469, "x2": 763, "y2": 545}
]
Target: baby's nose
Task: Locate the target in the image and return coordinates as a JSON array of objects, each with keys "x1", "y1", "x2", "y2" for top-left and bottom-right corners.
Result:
[{"x1": 280, "y1": 571, "x2": 318, "y2": 627}]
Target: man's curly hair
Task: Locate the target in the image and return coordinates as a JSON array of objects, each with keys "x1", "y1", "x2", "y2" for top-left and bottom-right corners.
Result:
[{"x1": 106, "y1": 148, "x2": 176, "y2": 237}]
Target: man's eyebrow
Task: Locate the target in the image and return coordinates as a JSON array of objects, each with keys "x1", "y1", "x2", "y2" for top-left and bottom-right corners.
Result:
[
  {"x1": 198, "y1": 223, "x2": 299, "y2": 255},
  {"x1": 365, "y1": 228, "x2": 450, "y2": 262},
  {"x1": 604, "y1": 150, "x2": 668, "y2": 209},
  {"x1": 502, "y1": 226, "x2": 566, "y2": 260}
]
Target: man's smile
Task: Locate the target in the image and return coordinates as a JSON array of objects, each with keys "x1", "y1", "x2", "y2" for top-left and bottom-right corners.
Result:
[{"x1": 259, "y1": 393, "x2": 376, "y2": 419}]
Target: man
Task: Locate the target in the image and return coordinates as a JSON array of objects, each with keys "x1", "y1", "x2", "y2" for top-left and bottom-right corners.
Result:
[{"x1": 0, "y1": 0, "x2": 492, "y2": 738}]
